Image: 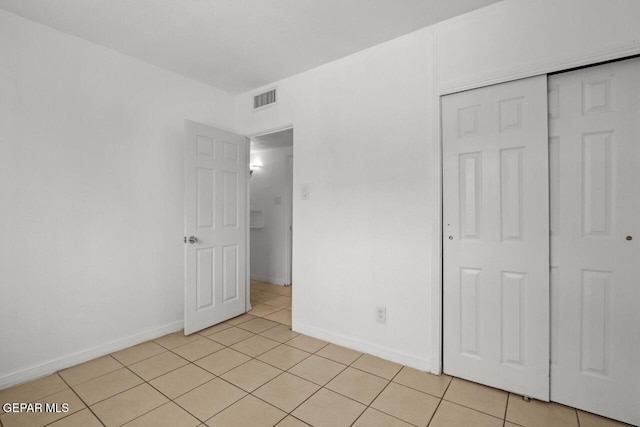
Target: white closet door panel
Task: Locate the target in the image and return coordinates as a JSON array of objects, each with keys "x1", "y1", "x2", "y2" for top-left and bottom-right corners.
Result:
[
  {"x1": 549, "y1": 58, "x2": 640, "y2": 426},
  {"x1": 443, "y1": 75, "x2": 550, "y2": 400}
]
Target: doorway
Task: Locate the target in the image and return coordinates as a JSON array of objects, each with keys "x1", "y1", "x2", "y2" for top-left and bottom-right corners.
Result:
[
  {"x1": 442, "y1": 57, "x2": 640, "y2": 425},
  {"x1": 247, "y1": 128, "x2": 294, "y2": 326}
]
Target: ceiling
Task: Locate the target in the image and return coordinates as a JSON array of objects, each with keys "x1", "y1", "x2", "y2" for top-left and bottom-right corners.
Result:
[
  {"x1": 0, "y1": 0, "x2": 502, "y2": 94},
  {"x1": 251, "y1": 128, "x2": 293, "y2": 152}
]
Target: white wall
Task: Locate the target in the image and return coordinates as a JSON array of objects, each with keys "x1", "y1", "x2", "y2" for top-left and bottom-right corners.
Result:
[
  {"x1": 235, "y1": 0, "x2": 640, "y2": 372},
  {"x1": 249, "y1": 145, "x2": 293, "y2": 285},
  {"x1": 0, "y1": 9, "x2": 235, "y2": 388},
  {"x1": 238, "y1": 28, "x2": 439, "y2": 369},
  {"x1": 437, "y1": 0, "x2": 640, "y2": 93}
]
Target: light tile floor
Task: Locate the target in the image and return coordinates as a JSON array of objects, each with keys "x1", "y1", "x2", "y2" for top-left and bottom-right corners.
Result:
[{"x1": 0, "y1": 281, "x2": 632, "y2": 427}]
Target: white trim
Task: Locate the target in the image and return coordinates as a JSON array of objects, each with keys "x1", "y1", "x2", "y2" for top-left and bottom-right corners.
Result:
[
  {"x1": 430, "y1": 30, "x2": 443, "y2": 375},
  {"x1": 0, "y1": 321, "x2": 183, "y2": 390},
  {"x1": 250, "y1": 273, "x2": 286, "y2": 286},
  {"x1": 248, "y1": 124, "x2": 294, "y2": 139},
  {"x1": 183, "y1": 120, "x2": 190, "y2": 334},
  {"x1": 438, "y1": 42, "x2": 640, "y2": 96},
  {"x1": 284, "y1": 153, "x2": 294, "y2": 287},
  {"x1": 245, "y1": 136, "x2": 252, "y2": 313},
  {"x1": 293, "y1": 321, "x2": 434, "y2": 373}
]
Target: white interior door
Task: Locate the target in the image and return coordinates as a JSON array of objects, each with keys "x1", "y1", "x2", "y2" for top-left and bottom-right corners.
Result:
[
  {"x1": 184, "y1": 120, "x2": 248, "y2": 335},
  {"x1": 549, "y1": 58, "x2": 640, "y2": 425},
  {"x1": 442, "y1": 75, "x2": 550, "y2": 400}
]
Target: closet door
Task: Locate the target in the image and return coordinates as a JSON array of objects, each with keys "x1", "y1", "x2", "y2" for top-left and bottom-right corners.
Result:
[
  {"x1": 549, "y1": 58, "x2": 640, "y2": 426},
  {"x1": 442, "y1": 75, "x2": 550, "y2": 400}
]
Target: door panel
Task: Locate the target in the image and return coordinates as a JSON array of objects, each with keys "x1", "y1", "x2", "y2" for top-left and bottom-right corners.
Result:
[
  {"x1": 549, "y1": 58, "x2": 640, "y2": 426},
  {"x1": 185, "y1": 120, "x2": 248, "y2": 335},
  {"x1": 443, "y1": 75, "x2": 550, "y2": 400}
]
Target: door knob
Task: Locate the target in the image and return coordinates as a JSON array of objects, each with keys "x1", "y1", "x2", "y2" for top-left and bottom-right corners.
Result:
[
  {"x1": 626, "y1": 236, "x2": 633, "y2": 241},
  {"x1": 188, "y1": 236, "x2": 198, "y2": 244}
]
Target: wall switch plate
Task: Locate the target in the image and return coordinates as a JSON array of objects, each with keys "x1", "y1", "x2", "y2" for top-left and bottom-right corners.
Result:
[
  {"x1": 376, "y1": 306, "x2": 386, "y2": 323},
  {"x1": 301, "y1": 186, "x2": 309, "y2": 200}
]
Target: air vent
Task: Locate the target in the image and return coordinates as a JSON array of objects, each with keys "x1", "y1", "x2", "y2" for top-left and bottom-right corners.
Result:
[{"x1": 254, "y1": 89, "x2": 277, "y2": 109}]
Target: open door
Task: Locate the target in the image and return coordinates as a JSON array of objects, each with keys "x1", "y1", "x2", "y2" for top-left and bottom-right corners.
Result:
[
  {"x1": 442, "y1": 75, "x2": 550, "y2": 400},
  {"x1": 184, "y1": 120, "x2": 248, "y2": 335}
]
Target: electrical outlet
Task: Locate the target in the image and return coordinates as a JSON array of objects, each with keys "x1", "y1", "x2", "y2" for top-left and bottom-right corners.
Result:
[{"x1": 376, "y1": 306, "x2": 386, "y2": 323}]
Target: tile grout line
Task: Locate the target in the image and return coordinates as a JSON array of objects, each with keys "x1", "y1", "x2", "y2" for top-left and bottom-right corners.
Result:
[
  {"x1": 194, "y1": 377, "x2": 256, "y2": 424},
  {"x1": 53, "y1": 372, "x2": 106, "y2": 427},
  {"x1": 130, "y1": 351, "x2": 192, "y2": 380},
  {"x1": 1, "y1": 380, "x2": 65, "y2": 406},
  {"x1": 57, "y1": 356, "x2": 126, "y2": 389},
  {"x1": 153, "y1": 331, "x2": 202, "y2": 351},
  {"x1": 63, "y1": 367, "x2": 139, "y2": 405},
  {"x1": 345, "y1": 352, "x2": 379, "y2": 426},
  {"x1": 439, "y1": 398, "x2": 506, "y2": 424},
  {"x1": 111, "y1": 339, "x2": 172, "y2": 364},
  {"x1": 424, "y1": 371, "x2": 455, "y2": 427},
  {"x1": 432, "y1": 378, "x2": 518, "y2": 426},
  {"x1": 348, "y1": 365, "x2": 409, "y2": 427},
  {"x1": 287, "y1": 352, "x2": 380, "y2": 425},
  {"x1": 151, "y1": 364, "x2": 240, "y2": 424},
  {"x1": 373, "y1": 365, "x2": 414, "y2": 421},
  {"x1": 168, "y1": 376, "x2": 226, "y2": 423},
  {"x1": 120, "y1": 401, "x2": 184, "y2": 427},
  {"x1": 440, "y1": 383, "x2": 509, "y2": 421},
  {"x1": 239, "y1": 335, "x2": 352, "y2": 423},
  {"x1": 503, "y1": 392, "x2": 510, "y2": 422},
  {"x1": 81, "y1": 363, "x2": 164, "y2": 422},
  {"x1": 1, "y1": 374, "x2": 77, "y2": 427},
  {"x1": 159, "y1": 318, "x2": 294, "y2": 424},
  {"x1": 284, "y1": 348, "x2": 394, "y2": 425},
  {"x1": 100, "y1": 366, "x2": 165, "y2": 423}
]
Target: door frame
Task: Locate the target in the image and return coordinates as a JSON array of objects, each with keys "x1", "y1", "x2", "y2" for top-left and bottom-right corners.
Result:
[
  {"x1": 284, "y1": 153, "x2": 294, "y2": 286},
  {"x1": 437, "y1": 51, "x2": 640, "y2": 375},
  {"x1": 247, "y1": 124, "x2": 295, "y2": 292}
]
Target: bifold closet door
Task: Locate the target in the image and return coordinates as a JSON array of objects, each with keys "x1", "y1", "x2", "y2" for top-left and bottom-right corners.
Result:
[
  {"x1": 442, "y1": 75, "x2": 550, "y2": 400},
  {"x1": 549, "y1": 58, "x2": 640, "y2": 426}
]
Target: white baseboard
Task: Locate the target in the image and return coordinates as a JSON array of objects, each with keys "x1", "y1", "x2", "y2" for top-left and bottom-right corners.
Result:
[
  {"x1": 0, "y1": 320, "x2": 183, "y2": 390},
  {"x1": 250, "y1": 274, "x2": 285, "y2": 286},
  {"x1": 292, "y1": 321, "x2": 434, "y2": 373}
]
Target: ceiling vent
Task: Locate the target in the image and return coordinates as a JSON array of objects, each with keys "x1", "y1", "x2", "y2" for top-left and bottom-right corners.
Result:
[{"x1": 253, "y1": 89, "x2": 277, "y2": 110}]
